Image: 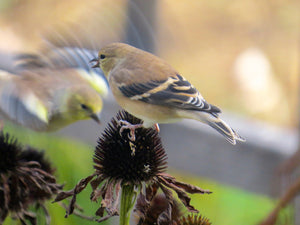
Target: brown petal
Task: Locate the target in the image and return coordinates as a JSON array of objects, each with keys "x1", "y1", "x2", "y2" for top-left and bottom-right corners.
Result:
[
  {"x1": 91, "y1": 179, "x2": 109, "y2": 202},
  {"x1": 159, "y1": 173, "x2": 212, "y2": 194},
  {"x1": 135, "y1": 192, "x2": 148, "y2": 220},
  {"x1": 111, "y1": 180, "x2": 122, "y2": 211},
  {"x1": 96, "y1": 206, "x2": 105, "y2": 217},
  {"x1": 171, "y1": 180, "x2": 212, "y2": 194},
  {"x1": 146, "y1": 182, "x2": 159, "y2": 202},
  {"x1": 157, "y1": 183, "x2": 173, "y2": 224},
  {"x1": 90, "y1": 175, "x2": 105, "y2": 190},
  {"x1": 101, "y1": 181, "x2": 115, "y2": 213}
]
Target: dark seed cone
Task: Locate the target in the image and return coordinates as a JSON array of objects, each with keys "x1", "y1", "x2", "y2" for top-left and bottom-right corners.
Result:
[
  {"x1": 94, "y1": 110, "x2": 167, "y2": 184},
  {"x1": 0, "y1": 131, "x2": 62, "y2": 225},
  {"x1": 178, "y1": 214, "x2": 212, "y2": 225}
]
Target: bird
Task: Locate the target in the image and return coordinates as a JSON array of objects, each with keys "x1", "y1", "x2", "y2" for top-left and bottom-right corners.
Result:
[
  {"x1": 0, "y1": 46, "x2": 108, "y2": 132},
  {"x1": 90, "y1": 43, "x2": 245, "y2": 145}
]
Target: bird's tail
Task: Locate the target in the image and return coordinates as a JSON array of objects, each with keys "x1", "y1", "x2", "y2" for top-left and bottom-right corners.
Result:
[{"x1": 194, "y1": 112, "x2": 245, "y2": 145}]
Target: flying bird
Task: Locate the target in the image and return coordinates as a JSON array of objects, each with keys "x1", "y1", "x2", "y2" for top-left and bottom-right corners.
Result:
[{"x1": 0, "y1": 47, "x2": 108, "y2": 131}]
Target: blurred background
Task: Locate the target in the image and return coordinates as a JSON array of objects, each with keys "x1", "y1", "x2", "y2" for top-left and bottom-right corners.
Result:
[{"x1": 0, "y1": 0, "x2": 299, "y2": 224}]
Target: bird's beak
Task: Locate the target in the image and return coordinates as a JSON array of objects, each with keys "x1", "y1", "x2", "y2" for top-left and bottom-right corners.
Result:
[
  {"x1": 90, "y1": 58, "x2": 100, "y2": 68},
  {"x1": 90, "y1": 113, "x2": 101, "y2": 124}
]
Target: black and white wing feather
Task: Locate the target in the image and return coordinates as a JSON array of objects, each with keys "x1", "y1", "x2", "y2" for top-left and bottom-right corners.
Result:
[
  {"x1": 119, "y1": 74, "x2": 221, "y2": 115},
  {"x1": 118, "y1": 74, "x2": 245, "y2": 144}
]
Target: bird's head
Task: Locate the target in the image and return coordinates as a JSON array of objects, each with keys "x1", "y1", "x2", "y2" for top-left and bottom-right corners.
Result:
[
  {"x1": 90, "y1": 43, "x2": 134, "y2": 76},
  {"x1": 65, "y1": 86, "x2": 103, "y2": 124}
]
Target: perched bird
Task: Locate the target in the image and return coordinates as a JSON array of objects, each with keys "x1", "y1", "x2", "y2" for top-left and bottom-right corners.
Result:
[
  {"x1": 91, "y1": 43, "x2": 245, "y2": 145},
  {"x1": 0, "y1": 47, "x2": 108, "y2": 131}
]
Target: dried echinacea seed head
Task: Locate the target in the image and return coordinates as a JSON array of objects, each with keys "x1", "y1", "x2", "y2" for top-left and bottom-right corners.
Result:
[
  {"x1": 178, "y1": 214, "x2": 212, "y2": 225},
  {"x1": 93, "y1": 110, "x2": 167, "y2": 184},
  {"x1": 0, "y1": 131, "x2": 62, "y2": 225}
]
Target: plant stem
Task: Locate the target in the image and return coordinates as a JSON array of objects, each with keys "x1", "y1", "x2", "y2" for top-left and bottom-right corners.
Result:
[{"x1": 119, "y1": 184, "x2": 135, "y2": 225}]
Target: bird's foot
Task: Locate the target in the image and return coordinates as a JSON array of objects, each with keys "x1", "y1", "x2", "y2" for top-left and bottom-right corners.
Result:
[
  {"x1": 118, "y1": 120, "x2": 143, "y2": 142},
  {"x1": 154, "y1": 123, "x2": 160, "y2": 132}
]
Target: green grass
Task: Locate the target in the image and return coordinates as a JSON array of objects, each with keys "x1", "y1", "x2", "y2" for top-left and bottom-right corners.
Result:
[
  {"x1": 169, "y1": 170, "x2": 293, "y2": 225},
  {"x1": 1, "y1": 125, "x2": 290, "y2": 225}
]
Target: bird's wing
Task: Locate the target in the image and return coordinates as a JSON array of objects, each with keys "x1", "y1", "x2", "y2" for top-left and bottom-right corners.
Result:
[
  {"x1": 0, "y1": 81, "x2": 49, "y2": 131},
  {"x1": 118, "y1": 74, "x2": 221, "y2": 114},
  {"x1": 14, "y1": 47, "x2": 109, "y2": 97}
]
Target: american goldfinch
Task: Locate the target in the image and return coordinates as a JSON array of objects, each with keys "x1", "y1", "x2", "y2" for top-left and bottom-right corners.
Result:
[
  {"x1": 91, "y1": 43, "x2": 245, "y2": 145},
  {"x1": 0, "y1": 47, "x2": 108, "y2": 131}
]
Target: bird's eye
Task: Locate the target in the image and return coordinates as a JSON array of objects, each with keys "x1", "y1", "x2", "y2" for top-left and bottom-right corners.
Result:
[
  {"x1": 81, "y1": 104, "x2": 88, "y2": 110},
  {"x1": 100, "y1": 54, "x2": 106, "y2": 59}
]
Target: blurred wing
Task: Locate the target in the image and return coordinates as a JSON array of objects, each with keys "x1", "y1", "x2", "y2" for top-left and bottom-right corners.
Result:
[
  {"x1": 119, "y1": 74, "x2": 221, "y2": 114},
  {"x1": 14, "y1": 47, "x2": 109, "y2": 96},
  {"x1": 0, "y1": 82, "x2": 49, "y2": 131}
]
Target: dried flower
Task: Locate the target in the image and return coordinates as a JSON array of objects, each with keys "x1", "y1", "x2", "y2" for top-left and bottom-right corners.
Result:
[
  {"x1": 134, "y1": 194, "x2": 183, "y2": 225},
  {"x1": 54, "y1": 110, "x2": 211, "y2": 224},
  {"x1": 93, "y1": 110, "x2": 167, "y2": 184},
  {"x1": 0, "y1": 131, "x2": 62, "y2": 225}
]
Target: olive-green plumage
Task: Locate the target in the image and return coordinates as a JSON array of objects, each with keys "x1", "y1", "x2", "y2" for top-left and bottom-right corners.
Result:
[{"x1": 0, "y1": 57, "x2": 104, "y2": 131}]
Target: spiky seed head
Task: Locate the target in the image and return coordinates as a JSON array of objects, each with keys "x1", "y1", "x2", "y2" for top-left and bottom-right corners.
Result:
[{"x1": 93, "y1": 110, "x2": 167, "y2": 184}]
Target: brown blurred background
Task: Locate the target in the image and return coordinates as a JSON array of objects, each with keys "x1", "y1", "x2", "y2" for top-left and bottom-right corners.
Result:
[{"x1": 0, "y1": 0, "x2": 298, "y2": 127}]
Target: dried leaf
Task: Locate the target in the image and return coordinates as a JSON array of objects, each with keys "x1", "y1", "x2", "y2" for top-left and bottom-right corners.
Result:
[
  {"x1": 171, "y1": 180, "x2": 211, "y2": 194},
  {"x1": 65, "y1": 193, "x2": 77, "y2": 217},
  {"x1": 158, "y1": 176, "x2": 198, "y2": 213},
  {"x1": 53, "y1": 190, "x2": 74, "y2": 202},
  {"x1": 54, "y1": 173, "x2": 96, "y2": 206},
  {"x1": 74, "y1": 173, "x2": 96, "y2": 194},
  {"x1": 160, "y1": 174, "x2": 211, "y2": 194}
]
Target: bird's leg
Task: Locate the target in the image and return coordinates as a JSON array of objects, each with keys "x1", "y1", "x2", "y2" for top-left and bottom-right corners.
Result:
[
  {"x1": 118, "y1": 120, "x2": 143, "y2": 142},
  {"x1": 154, "y1": 123, "x2": 160, "y2": 132}
]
